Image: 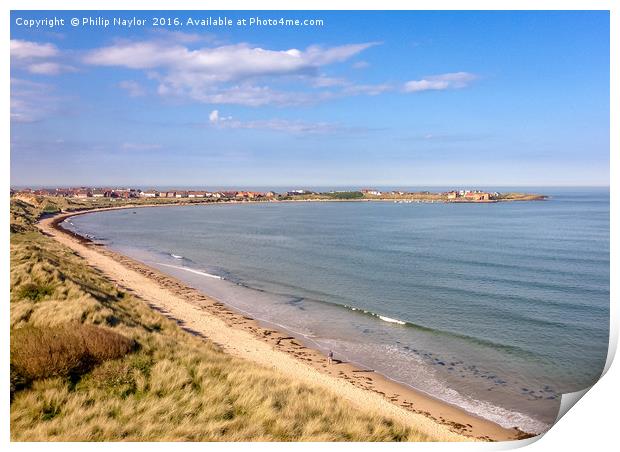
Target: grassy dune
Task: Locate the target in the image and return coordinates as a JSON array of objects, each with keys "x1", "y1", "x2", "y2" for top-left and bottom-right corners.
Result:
[{"x1": 9, "y1": 199, "x2": 431, "y2": 441}]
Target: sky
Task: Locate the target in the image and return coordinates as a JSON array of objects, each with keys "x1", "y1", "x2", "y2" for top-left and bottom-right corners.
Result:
[{"x1": 10, "y1": 11, "x2": 610, "y2": 188}]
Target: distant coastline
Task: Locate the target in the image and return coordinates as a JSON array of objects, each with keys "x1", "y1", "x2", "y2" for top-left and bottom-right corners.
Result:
[{"x1": 11, "y1": 188, "x2": 547, "y2": 217}]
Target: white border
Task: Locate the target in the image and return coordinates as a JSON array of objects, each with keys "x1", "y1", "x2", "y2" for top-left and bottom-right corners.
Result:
[{"x1": 3, "y1": 1, "x2": 616, "y2": 451}]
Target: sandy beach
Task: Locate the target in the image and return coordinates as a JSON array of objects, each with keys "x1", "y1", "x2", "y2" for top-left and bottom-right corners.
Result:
[{"x1": 38, "y1": 207, "x2": 532, "y2": 442}]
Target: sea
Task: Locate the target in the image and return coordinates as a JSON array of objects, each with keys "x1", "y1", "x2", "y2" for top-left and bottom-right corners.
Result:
[{"x1": 63, "y1": 187, "x2": 610, "y2": 434}]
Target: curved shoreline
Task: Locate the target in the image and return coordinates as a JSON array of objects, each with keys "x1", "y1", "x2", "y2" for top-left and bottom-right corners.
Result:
[{"x1": 40, "y1": 205, "x2": 535, "y2": 442}]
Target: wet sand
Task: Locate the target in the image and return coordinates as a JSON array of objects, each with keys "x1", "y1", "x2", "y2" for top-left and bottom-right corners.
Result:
[{"x1": 38, "y1": 207, "x2": 534, "y2": 442}]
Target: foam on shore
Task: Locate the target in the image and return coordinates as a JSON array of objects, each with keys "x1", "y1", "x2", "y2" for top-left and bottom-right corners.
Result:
[{"x1": 153, "y1": 262, "x2": 223, "y2": 279}]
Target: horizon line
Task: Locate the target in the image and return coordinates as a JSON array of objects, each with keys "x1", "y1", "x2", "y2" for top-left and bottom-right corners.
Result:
[{"x1": 10, "y1": 183, "x2": 611, "y2": 189}]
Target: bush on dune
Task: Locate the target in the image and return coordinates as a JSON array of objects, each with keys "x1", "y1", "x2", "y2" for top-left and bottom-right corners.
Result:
[
  {"x1": 16, "y1": 282, "x2": 54, "y2": 301},
  {"x1": 11, "y1": 323, "x2": 136, "y2": 391}
]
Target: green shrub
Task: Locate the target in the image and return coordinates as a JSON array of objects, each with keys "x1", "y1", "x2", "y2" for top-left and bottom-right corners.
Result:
[
  {"x1": 326, "y1": 191, "x2": 364, "y2": 199},
  {"x1": 15, "y1": 283, "x2": 54, "y2": 302},
  {"x1": 42, "y1": 204, "x2": 60, "y2": 214}
]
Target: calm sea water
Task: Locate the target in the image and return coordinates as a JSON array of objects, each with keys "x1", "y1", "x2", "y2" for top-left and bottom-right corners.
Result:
[{"x1": 65, "y1": 188, "x2": 609, "y2": 434}]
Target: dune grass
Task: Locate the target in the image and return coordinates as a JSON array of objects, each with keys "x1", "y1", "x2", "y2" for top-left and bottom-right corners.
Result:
[
  {"x1": 11, "y1": 324, "x2": 136, "y2": 392},
  {"x1": 9, "y1": 199, "x2": 433, "y2": 441}
]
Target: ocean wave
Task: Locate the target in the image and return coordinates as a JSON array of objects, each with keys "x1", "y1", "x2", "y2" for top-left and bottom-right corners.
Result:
[
  {"x1": 345, "y1": 306, "x2": 407, "y2": 325},
  {"x1": 171, "y1": 254, "x2": 184, "y2": 259},
  {"x1": 378, "y1": 315, "x2": 406, "y2": 325},
  {"x1": 435, "y1": 384, "x2": 550, "y2": 434},
  {"x1": 342, "y1": 304, "x2": 543, "y2": 360},
  {"x1": 154, "y1": 262, "x2": 222, "y2": 280}
]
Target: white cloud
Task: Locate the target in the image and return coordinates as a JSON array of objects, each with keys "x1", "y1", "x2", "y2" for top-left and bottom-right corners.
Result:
[
  {"x1": 209, "y1": 109, "x2": 219, "y2": 123},
  {"x1": 84, "y1": 41, "x2": 377, "y2": 81},
  {"x1": 343, "y1": 83, "x2": 392, "y2": 96},
  {"x1": 81, "y1": 39, "x2": 477, "y2": 106},
  {"x1": 27, "y1": 62, "x2": 75, "y2": 75},
  {"x1": 206, "y1": 110, "x2": 351, "y2": 135},
  {"x1": 404, "y1": 72, "x2": 478, "y2": 92},
  {"x1": 10, "y1": 39, "x2": 59, "y2": 59},
  {"x1": 209, "y1": 109, "x2": 233, "y2": 123},
  {"x1": 10, "y1": 39, "x2": 75, "y2": 76},
  {"x1": 165, "y1": 83, "x2": 323, "y2": 107},
  {"x1": 352, "y1": 60, "x2": 370, "y2": 69},
  {"x1": 118, "y1": 80, "x2": 146, "y2": 97},
  {"x1": 83, "y1": 40, "x2": 379, "y2": 106},
  {"x1": 219, "y1": 118, "x2": 343, "y2": 134}
]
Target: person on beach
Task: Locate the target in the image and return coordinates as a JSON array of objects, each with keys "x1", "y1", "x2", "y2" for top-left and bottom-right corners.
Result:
[{"x1": 328, "y1": 350, "x2": 334, "y2": 365}]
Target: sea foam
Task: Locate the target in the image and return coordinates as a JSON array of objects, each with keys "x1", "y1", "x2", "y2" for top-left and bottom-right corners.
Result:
[{"x1": 155, "y1": 262, "x2": 222, "y2": 279}]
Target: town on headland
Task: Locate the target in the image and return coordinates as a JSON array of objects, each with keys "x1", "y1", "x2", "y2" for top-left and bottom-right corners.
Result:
[{"x1": 10, "y1": 187, "x2": 547, "y2": 205}]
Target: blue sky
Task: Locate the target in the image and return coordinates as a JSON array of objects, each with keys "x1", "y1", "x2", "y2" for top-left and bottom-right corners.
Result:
[{"x1": 10, "y1": 11, "x2": 609, "y2": 187}]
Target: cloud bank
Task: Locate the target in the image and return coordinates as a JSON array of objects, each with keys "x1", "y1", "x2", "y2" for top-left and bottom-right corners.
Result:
[
  {"x1": 10, "y1": 39, "x2": 75, "y2": 75},
  {"x1": 83, "y1": 40, "x2": 381, "y2": 106}
]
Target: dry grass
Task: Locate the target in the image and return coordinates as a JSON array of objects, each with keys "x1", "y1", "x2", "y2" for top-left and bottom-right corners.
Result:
[
  {"x1": 9, "y1": 199, "x2": 434, "y2": 441},
  {"x1": 11, "y1": 324, "x2": 135, "y2": 386}
]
